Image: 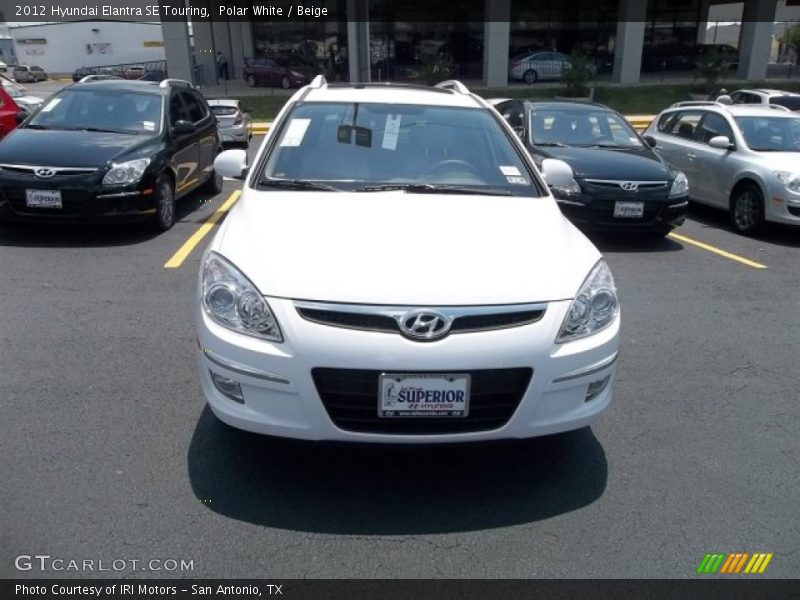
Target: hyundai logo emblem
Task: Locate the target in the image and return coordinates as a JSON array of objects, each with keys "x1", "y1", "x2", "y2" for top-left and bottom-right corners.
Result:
[
  {"x1": 620, "y1": 182, "x2": 639, "y2": 192},
  {"x1": 397, "y1": 310, "x2": 451, "y2": 341},
  {"x1": 34, "y1": 167, "x2": 56, "y2": 179}
]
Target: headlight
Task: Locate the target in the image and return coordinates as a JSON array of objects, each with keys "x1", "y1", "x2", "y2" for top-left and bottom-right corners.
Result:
[
  {"x1": 556, "y1": 259, "x2": 619, "y2": 343},
  {"x1": 102, "y1": 158, "x2": 150, "y2": 186},
  {"x1": 775, "y1": 171, "x2": 800, "y2": 193},
  {"x1": 202, "y1": 252, "x2": 283, "y2": 342},
  {"x1": 669, "y1": 171, "x2": 689, "y2": 197}
]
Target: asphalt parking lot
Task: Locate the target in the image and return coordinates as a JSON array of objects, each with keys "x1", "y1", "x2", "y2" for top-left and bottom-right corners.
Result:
[{"x1": 1, "y1": 135, "x2": 798, "y2": 579}]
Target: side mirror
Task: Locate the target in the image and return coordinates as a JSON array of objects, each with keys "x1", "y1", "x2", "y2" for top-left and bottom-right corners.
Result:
[
  {"x1": 214, "y1": 149, "x2": 248, "y2": 179},
  {"x1": 708, "y1": 135, "x2": 733, "y2": 150},
  {"x1": 172, "y1": 119, "x2": 196, "y2": 135},
  {"x1": 643, "y1": 134, "x2": 657, "y2": 148},
  {"x1": 540, "y1": 158, "x2": 577, "y2": 190},
  {"x1": 16, "y1": 110, "x2": 29, "y2": 124}
]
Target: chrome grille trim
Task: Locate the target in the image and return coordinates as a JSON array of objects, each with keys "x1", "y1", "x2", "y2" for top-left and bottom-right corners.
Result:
[
  {"x1": 294, "y1": 301, "x2": 547, "y2": 335},
  {"x1": 0, "y1": 163, "x2": 98, "y2": 175},
  {"x1": 583, "y1": 179, "x2": 668, "y2": 189}
]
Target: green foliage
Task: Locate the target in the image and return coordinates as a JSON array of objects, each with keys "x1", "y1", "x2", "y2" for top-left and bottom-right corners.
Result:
[
  {"x1": 560, "y1": 50, "x2": 594, "y2": 98},
  {"x1": 695, "y1": 47, "x2": 732, "y2": 94},
  {"x1": 418, "y1": 52, "x2": 455, "y2": 85},
  {"x1": 779, "y1": 24, "x2": 800, "y2": 64}
]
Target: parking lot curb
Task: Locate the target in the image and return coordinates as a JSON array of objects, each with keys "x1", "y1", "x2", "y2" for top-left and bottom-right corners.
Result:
[{"x1": 249, "y1": 122, "x2": 272, "y2": 134}]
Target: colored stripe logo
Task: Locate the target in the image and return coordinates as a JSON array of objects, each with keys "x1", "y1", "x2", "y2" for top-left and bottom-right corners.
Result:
[{"x1": 697, "y1": 552, "x2": 773, "y2": 574}]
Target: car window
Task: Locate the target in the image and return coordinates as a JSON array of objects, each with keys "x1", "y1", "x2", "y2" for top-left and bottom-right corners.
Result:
[
  {"x1": 529, "y1": 108, "x2": 644, "y2": 148},
  {"x1": 732, "y1": 92, "x2": 758, "y2": 105},
  {"x1": 168, "y1": 93, "x2": 185, "y2": 125},
  {"x1": 667, "y1": 111, "x2": 703, "y2": 140},
  {"x1": 27, "y1": 89, "x2": 163, "y2": 134},
  {"x1": 179, "y1": 91, "x2": 205, "y2": 123},
  {"x1": 697, "y1": 113, "x2": 734, "y2": 144},
  {"x1": 735, "y1": 116, "x2": 800, "y2": 151},
  {"x1": 260, "y1": 102, "x2": 543, "y2": 196},
  {"x1": 769, "y1": 96, "x2": 800, "y2": 111}
]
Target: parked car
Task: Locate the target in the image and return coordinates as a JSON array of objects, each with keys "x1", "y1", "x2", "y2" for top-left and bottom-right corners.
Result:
[
  {"x1": 0, "y1": 61, "x2": 7, "y2": 73},
  {"x1": 79, "y1": 74, "x2": 124, "y2": 83},
  {"x1": 728, "y1": 88, "x2": 800, "y2": 112},
  {"x1": 0, "y1": 83, "x2": 24, "y2": 139},
  {"x1": 242, "y1": 57, "x2": 310, "y2": 89},
  {"x1": 198, "y1": 76, "x2": 620, "y2": 442},
  {"x1": 12, "y1": 65, "x2": 47, "y2": 83},
  {"x1": 644, "y1": 100, "x2": 800, "y2": 234},
  {"x1": 509, "y1": 51, "x2": 569, "y2": 83},
  {"x1": 0, "y1": 79, "x2": 222, "y2": 231},
  {"x1": 207, "y1": 99, "x2": 251, "y2": 148},
  {"x1": 123, "y1": 65, "x2": 146, "y2": 80},
  {"x1": 1, "y1": 75, "x2": 44, "y2": 113},
  {"x1": 494, "y1": 99, "x2": 688, "y2": 237}
]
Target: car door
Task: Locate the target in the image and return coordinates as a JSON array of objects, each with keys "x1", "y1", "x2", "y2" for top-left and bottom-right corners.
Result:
[
  {"x1": 167, "y1": 90, "x2": 201, "y2": 197},
  {"x1": 182, "y1": 89, "x2": 219, "y2": 183},
  {"x1": 687, "y1": 112, "x2": 737, "y2": 208},
  {"x1": 650, "y1": 110, "x2": 705, "y2": 196}
]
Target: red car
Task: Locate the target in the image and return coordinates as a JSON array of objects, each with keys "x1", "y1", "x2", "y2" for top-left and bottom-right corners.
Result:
[{"x1": 0, "y1": 84, "x2": 23, "y2": 139}]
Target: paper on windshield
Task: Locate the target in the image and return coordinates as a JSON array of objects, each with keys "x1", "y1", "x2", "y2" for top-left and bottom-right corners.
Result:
[
  {"x1": 280, "y1": 118, "x2": 311, "y2": 147},
  {"x1": 40, "y1": 98, "x2": 62, "y2": 113},
  {"x1": 382, "y1": 114, "x2": 402, "y2": 150}
]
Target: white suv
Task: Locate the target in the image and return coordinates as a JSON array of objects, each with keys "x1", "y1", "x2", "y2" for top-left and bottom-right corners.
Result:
[
  {"x1": 644, "y1": 100, "x2": 800, "y2": 233},
  {"x1": 197, "y1": 76, "x2": 620, "y2": 443},
  {"x1": 729, "y1": 88, "x2": 800, "y2": 112}
]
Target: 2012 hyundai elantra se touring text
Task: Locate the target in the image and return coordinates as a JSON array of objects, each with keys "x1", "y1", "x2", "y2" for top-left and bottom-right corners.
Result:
[{"x1": 196, "y1": 77, "x2": 620, "y2": 443}]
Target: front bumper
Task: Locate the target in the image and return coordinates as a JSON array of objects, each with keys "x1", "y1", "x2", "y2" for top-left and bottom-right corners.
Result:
[
  {"x1": 195, "y1": 297, "x2": 620, "y2": 443},
  {"x1": 0, "y1": 173, "x2": 159, "y2": 224},
  {"x1": 218, "y1": 124, "x2": 249, "y2": 144},
  {"x1": 557, "y1": 191, "x2": 688, "y2": 232}
]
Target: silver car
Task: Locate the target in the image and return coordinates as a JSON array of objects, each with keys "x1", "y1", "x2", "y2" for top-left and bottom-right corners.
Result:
[
  {"x1": 644, "y1": 100, "x2": 800, "y2": 233},
  {"x1": 207, "y1": 99, "x2": 251, "y2": 148},
  {"x1": 509, "y1": 51, "x2": 569, "y2": 84}
]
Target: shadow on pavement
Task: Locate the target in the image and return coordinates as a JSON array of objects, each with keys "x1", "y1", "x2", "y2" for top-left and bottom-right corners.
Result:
[
  {"x1": 685, "y1": 203, "x2": 800, "y2": 248},
  {"x1": 187, "y1": 407, "x2": 608, "y2": 535},
  {"x1": 588, "y1": 230, "x2": 684, "y2": 253}
]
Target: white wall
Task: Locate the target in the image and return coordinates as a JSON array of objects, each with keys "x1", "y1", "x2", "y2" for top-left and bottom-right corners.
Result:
[{"x1": 9, "y1": 21, "x2": 165, "y2": 72}]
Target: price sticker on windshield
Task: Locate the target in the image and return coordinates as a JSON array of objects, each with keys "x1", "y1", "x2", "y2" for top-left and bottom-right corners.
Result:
[
  {"x1": 382, "y1": 114, "x2": 401, "y2": 150},
  {"x1": 280, "y1": 118, "x2": 311, "y2": 147}
]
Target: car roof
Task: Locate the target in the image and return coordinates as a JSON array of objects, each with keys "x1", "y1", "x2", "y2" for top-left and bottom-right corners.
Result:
[
  {"x1": 522, "y1": 100, "x2": 613, "y2": 111},
  {"x1": 68, "y1": 80, "x2": 165, "y2": 94},
  {"x1": 302, "y1": 84, "x2": 483, "y2": 108}
]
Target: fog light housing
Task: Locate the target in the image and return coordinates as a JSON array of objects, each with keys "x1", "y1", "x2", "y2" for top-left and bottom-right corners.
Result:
[
  {"x1": 585, "y1": 376, "x2": 611, "y2": 402},
  {"x1": 210, "y1": 371, "x2": 244, "y2": 403}
]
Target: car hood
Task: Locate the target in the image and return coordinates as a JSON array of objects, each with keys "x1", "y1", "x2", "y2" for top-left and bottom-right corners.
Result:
[
  {"x1": 0, "y1": 129, "x2": 154, "y2": 168},
  {"x1": 537, "y1": 146, "x2": 673, "y2": 180},
  {"x1": 212, "y1": 191, "x2": 601, "y2": 305}
]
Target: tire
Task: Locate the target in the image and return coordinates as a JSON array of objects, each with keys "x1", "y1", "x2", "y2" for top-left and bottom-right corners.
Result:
[
  {"x1": 523, "y1": 69, "x2": 538, "y2": 84},
  {"x1": 730, "y1": 184, "x2": 764, "y2": 235},
  {"x1": 153, "y1": 175, "x2": 176, "y2": 232},
  {"x1": 204, "y1": 167, "x2": 224, "y2": 195},
  {"x1": 281, "y1": 75, "x2": 291, "y2": 89},
  {"x1": 246, "y1": 74, "x2": 256, "y2": 88}
]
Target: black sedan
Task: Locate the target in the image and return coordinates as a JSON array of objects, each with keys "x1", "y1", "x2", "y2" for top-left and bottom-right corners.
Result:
[{"x1": 495, "y1": 100, "x2": 689, "y2": 237}]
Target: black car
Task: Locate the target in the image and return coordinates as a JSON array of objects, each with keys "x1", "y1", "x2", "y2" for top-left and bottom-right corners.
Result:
[
  {"x1": 0, "y1": 79, "x2": 222, "y2": 230},
  {"x1": 495, "y1": 99, "x2": 689, "y2": 237}
]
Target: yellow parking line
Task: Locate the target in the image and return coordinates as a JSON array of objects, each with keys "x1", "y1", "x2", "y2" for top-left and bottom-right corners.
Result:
[
  {"x1": 164, "y1": 190, "x2": 241, "y2": 269},
  {"x1": 667, "y1": 232, "x2": 768, "y2": 269}
]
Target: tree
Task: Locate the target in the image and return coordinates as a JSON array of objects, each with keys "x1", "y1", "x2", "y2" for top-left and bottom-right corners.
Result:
[
  {"x1": 695, "y1": 47, "x2": 732, "y2": 95},
  {"x1": 560, "y1": 49, "x2": 594, "y2": 98},
  {"x1": 779, "y1": 24, "x2": 800, "y2": 65}
]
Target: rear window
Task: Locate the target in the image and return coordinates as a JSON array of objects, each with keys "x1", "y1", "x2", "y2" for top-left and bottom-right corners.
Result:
[
  {"x1": 769, "y1": 96, "x2": 800, "y2": 111},
  {"x1": 211, "y1": 106, "x2": 238, "y2": 116}
]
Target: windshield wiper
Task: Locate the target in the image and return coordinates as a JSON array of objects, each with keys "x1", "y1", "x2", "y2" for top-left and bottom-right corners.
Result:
[
  {"x1": 574, "y1": 142, "x2": 637, "y2": 149},
  {"x1": 358, "y1": 183, "x2": 512, "y2": 196},
  {"x1": 78, "y1": 127, "x2": 136, "y2": 134},
  {"x1": 260, "y1": 179, "x2": 342, "y2": 192},
  {"x1": 534, "y1": 142, "x2": 569, "y2": 147},
  {"x1": 25, "y1": 124, "x2": 49, "y2": 130}
]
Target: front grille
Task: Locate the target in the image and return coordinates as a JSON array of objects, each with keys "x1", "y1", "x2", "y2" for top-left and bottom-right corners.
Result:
[
  {"x1": 296, "y1": 306, "x2": 545, "y2": 335},
  {"x1": 313, "y1": 367, "x2": 532, "y2": 434}
]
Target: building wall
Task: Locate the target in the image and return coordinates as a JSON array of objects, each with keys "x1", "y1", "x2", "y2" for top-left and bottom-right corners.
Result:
[{"x1": 8, "y1": 21, "x2": 165, "y2": 73}]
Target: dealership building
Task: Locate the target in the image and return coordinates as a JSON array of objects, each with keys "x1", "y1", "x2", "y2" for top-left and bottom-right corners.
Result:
[{"x1": 163, "y1": 0, "x2": 800, "y2": 88}]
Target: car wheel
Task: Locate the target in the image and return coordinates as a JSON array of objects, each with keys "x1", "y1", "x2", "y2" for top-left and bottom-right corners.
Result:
[
  {"x1": 246, "y1": 75, "x2": 256, "y2": 87},
  {"x1": 730, "y1": 184, "x2": 764, "y2": 234},
  {"x1": 153, "y1": 175, "x2": 176, "y2": 231},
  {"x1": 523, "y1": 69, "x2": 537, "y2": 84},
  {"x1": 204, "y1": 168, "x2": 224, "y2": 195},
  {"x1": 281, "y1": 75, "x2": 291, "y2": 89}
]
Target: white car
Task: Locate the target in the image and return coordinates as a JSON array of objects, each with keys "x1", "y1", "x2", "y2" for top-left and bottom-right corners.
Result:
[
  {"x1": 729, "y1": 88, "x2": 800, "y2": 112},
  {"x1": 197, "y1": 77, "x2": 620, "y2": 443}
]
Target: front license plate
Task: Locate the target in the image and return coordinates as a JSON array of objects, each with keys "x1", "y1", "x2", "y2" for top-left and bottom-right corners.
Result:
[
  {"x1": 25, "y1": 189, "x2": 62, "y2": 209},
  {"x1": 378, "y1": 373, "x2": 470, "y2": 418},
  {"x1": 613, "y1": 201, "x2": 644, "y2": 218}
]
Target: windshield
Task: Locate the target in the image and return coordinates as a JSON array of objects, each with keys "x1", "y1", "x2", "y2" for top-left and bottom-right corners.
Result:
[
  {"x1": 529, "y1": 108, "x2": 645, "y2": 148},
  {"x1": 27, "y1": 89, "x2": 162, "y2": 135},
  {"x1": 211, "y1": 106, "x2": 237, "y2": 116},
  {"x1": 735, "y1": 116, "x2": 800, "y2": 151},
  {"x1": 260, "y1": 102, "x2": 542, "y2": 196}
]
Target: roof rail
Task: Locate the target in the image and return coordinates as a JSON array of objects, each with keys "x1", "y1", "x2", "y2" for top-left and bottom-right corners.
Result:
[
  {"x1": 159, "y1": 79, "x2": 192, "y2": 89},
  {"x1": 768, "y1": 104, "x2": 792, "y2": 112},
  {"x1": 435, "y1": 80, "x2": 470, "y2": 94},
  {"x1": 309, "y1": 74, "x2": 327, "y2": 88},
  {"x1": 668, "y1": 100, "x2": 721, "y2": 108}
]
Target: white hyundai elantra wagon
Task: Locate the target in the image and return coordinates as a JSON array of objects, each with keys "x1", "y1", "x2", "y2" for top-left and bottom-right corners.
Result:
[{"x1": 197, "y1": 76, "x2": 620, "y2": 443}]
